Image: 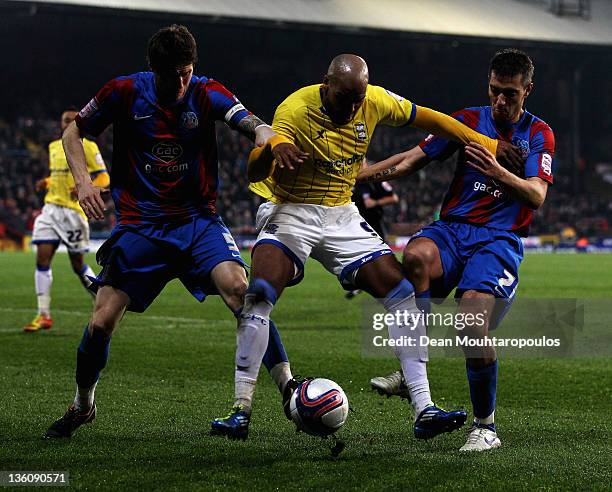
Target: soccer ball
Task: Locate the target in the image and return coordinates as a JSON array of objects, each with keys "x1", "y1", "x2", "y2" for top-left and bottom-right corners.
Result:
[{"x1": 288, "y1": 378, "x2": 349, "y2": 437}]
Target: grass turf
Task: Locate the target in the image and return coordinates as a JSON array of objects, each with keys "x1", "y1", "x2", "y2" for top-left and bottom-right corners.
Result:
[{"x1": 0, "y1": 252, "x2": 610, "y2": 490}]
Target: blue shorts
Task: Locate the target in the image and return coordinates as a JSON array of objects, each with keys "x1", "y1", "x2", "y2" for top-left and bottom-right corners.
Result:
[
  {"x1": 412, "y1": 220, "x2": 523, "y2": 300},
  {"x1": 94, "y1": 214, "x2": 245, "y2": 313}
]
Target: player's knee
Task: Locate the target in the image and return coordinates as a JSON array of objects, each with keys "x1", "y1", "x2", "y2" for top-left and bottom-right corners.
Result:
[
  {"x1": 90, "y1": 305, "x2": 121, "y2": 337},
  {"x1": 402, "y1": 248, "x2": 431, "y2": 281},
  {"x1": 225, "y1": 277, "x2": 248, "y2": 305},
  {"x1": 89, "y1": 318, "x2": 116, "y2": 338}
]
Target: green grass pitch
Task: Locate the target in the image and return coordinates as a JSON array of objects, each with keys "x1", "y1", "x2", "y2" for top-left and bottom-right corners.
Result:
[{"x1": 0, "y1": 252, "x2": 610, "y2": 490}]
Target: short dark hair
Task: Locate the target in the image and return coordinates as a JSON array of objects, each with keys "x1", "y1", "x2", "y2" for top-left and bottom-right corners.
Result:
[
  {"x1": 63, "y1": 106, "x2": 79, "y2": 113},
  {"x1": 489, "y1": 48, "x2": 534, "y2": 86},
  {"x1": 147, "y1": 24, "x2": 198, "y2": 72}
]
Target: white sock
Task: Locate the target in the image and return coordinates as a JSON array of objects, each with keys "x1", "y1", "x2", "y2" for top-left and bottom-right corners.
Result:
[
  {"x1": 270, "y1": 362, "x2": 293, "y2": 393},
  {"x1": 79, "y1": 264, "x2": 96, "y2": 298},
  {"x1": 35, "y1": 267, "x2": 52, "y2": 316},
  {"x1": 475, "y1": 411, "x2": 495, "y2": 426},
  {"x1": 234, "y1": 294, "x2": 272, "y2": 413},
  {"x1": 74, "y1": 381, "x2": 97, "y2": 411},
  {"x1": 386, "y1": 296, "x2": 433, "y2": 416}
]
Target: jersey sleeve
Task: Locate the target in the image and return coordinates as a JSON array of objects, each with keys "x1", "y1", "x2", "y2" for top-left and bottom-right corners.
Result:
[
  {"x1": 75, "y1": 78, "x2": 124, "y2": 137},
  {"x1": 202, "y1": 80, "x2": 252, "y2": 129},
  {"x1": 84, "y1": 140, "x2": 107, "y2": 174},
  {"x1": 524, "y1": 121, "x2": 555, "y2": 184},
  {"x1": 370, "y1": 85, "x2": 416, "y2": 127},
  {"x1": 271, "y1": 98, "x2": 297, "y2": 143},
  {"x1": 418, "y1": 109, "x2": 476, "y2": 160}
]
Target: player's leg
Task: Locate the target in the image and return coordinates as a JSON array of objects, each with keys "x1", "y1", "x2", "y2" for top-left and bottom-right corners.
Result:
[
  {"x1": 211, "y1": 258, "x2": 293, "y2": 401},
  {"x1": 26, "y1": 205, "x2": 60, "y2": 332},
  {"x1": 319, "y1": 207, "x2": 467, "y2": 438},
  {"x1": 24, "y1": 242, "x2": 58, "y2": 332},
  {"x1": 370, "y1": 229, "x2": 461, "y2": 398},
  {"x1": 68, "y1": 252, "x2": 96, "y2": 299},
  {"x1": 456, "y1": 231, "x2": 521, "y2": 451},
  {"x1": 355, "y1": 254, "x2": 466, "y2": 439},
  {"x1": 211, "y1": 203, "x2": 316, "y2": 439},
  {"x1": 457, "y1": 290, "x2": 501, "y2": 452},
  {"x1": 44, "y1": 285, "x2": 130, "y2": 439},
  {"x1": 44, "y1": 228, "x2": 173, "y2": 438},
  {"x1": 64, "y1": 209, "x2": 95, "y2": 298}
]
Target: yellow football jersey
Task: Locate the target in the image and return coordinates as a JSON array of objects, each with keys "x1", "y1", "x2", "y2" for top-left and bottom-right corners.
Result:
[
  {"x1": 45, "y1": 138, "x2": 107, "y2": 216},
  {"x1": 250, "y1": 84, "x2": 415, "y2": 206}
]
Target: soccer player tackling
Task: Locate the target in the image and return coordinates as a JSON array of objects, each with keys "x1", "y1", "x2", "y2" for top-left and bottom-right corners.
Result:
[
  {"x1": 211, "y1": 54, "x2": 524, "y2": 440},
  {"x1": 24, "y1": 109, "x2": 109, "y2": 332},
  {"x1": 362, "y1": 49, "x2": 554, "y2": 451},
  {"x1": 44, "y1": 25, "x2": 304, "y2": 439}
]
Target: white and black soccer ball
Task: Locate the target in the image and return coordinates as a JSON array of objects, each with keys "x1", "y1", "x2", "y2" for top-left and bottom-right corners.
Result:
[{"x1": 289, "y1": 378, "x2": 349, "y2": 437}]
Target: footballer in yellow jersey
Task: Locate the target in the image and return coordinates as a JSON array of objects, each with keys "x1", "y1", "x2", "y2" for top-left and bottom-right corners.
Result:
[
  {"x1": 44, "y1": 137, "x2": 108, "y2": 216},
  {"x1": 25, "y1": 109, "x2": 109, "y2": 333},
  {"x1": 216, "y1": 54, "x2": 523, "y2": 439}
]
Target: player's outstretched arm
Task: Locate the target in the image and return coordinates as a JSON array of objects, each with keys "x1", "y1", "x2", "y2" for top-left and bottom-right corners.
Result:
[
  {"x1": 62, "y1": 121, "x2": 106, "y2": 220},
  {"x1": 465, "y1": 142, "x2": 548, "y2": 209},
  {"x1": 356, "y1": 146, "x2": 431, "y2": 183},
  {"x1": 411, "y1": 106, "x2": 524, "y2": 171}
]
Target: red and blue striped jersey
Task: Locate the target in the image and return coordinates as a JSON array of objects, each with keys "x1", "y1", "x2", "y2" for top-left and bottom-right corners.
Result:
[
  {"x1": 419, "y1": 106, "x2": 555, "y2": 236},
  {"x1": 75, "y1": 72, "x2": 251, "y2": 224}
]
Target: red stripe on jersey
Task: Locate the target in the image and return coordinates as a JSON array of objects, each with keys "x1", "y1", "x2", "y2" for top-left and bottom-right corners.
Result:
[
  {"x1": 452, "y1": 109, "x2": 481, "y2": 129},
  {"x1": 440, "y1": 173, "x2": 466, "y2": 216},
  {"x1": 463, "y1": 194, "x2": 497, "y2": 224},
  {"x1": 512, "y1": 205, "x2": 534, "y2": 235}
]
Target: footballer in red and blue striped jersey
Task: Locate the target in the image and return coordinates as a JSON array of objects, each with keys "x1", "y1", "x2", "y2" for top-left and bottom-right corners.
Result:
[
  {"x1": 414, "y1": 104, "x2": 554, "y2": 302},
  {"x1": 419, "y1": 105, "x2": 554, "y2": 237},
  {"x1": 76, "y1": 71, "x2": 251, "y2": 224},
  {"x1": 364, "y1": 49, "x2": 553, "y2": 452},
  {"x1": 45, "y1": 26, "x2": 300, "y2": 441},
  {"x1": 75, "y1": 70, "x2": 255, "y2": 311}
]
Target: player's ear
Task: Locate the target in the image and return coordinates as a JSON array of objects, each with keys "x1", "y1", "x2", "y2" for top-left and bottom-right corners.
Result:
[{"x1": 524, "y1": 82, "x2": 534, "y2": 98}]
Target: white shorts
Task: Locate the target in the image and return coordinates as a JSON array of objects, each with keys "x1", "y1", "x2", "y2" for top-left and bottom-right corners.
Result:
[
  {"x1": 254, "y1": 202, "x2": 393, "y2": 288},
  {"x1": 31, "y1": 203, "x2": 90, "y2": 254}
]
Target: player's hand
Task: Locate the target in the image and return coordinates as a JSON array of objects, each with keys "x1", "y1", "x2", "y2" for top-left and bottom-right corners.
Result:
[
  {"x1": 364, "y1": 197, "x2": 377, "y2": 209},
  {"x1": 35, "y1": 179, "x2": 48, "y2": 192},
  {"x1": 77, "y1": 181, "x2": 106, "y2": 221},
  {"x1": 465, "y1": 142, "x2": 508, "y2": 180},
  {"x1": 271, "y1": 142, "x2": 308, "y2": 171},
  {"x1": 495, "y1": 140, "x2": 524, "y2": 176}
]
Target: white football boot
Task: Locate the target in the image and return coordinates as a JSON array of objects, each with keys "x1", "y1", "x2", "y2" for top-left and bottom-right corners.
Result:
[
  {"x1": 370, "y1": 370, "x2": 411, "y2": 400},
  {"x1": 459, "y1": 424, "x2": 501, "y2": 452}
]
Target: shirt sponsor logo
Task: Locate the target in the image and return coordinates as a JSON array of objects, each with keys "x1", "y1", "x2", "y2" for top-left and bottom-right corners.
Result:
[
  {"x1": 314, "y1": 153, "x2": 365, "y2": 176},
  {"x1": 79, "y1": 98, "x2": 99, "y2": 118},
  {"x1": 354, "y1": 122, "x2": 367, "y2": 140},
  {"x1": 541, "y1": 153, "x2": 552, "y2": 176},
  {"x1": 474, "y1": 181, "x2": 504, "y2": 198},
  {"x1": 180, "y1": 111, "x2": 199, "y2": 130},
  {"x1": 152, "y1": 141, "x2": 183, "y2": 163}
]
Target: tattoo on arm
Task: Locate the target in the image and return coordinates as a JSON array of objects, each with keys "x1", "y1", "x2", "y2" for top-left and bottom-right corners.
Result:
[
  {"x1": 365, "y1": 165, "x2": 398, "y2": 182},
  {"x1": 236, "y1": 115, "x2": 267, "y2": 140}
]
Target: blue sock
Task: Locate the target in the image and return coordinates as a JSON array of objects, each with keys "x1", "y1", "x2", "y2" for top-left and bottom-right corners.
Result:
[
  {"x1": 262, "y1": 319, "x2": 289, "y2": 371},
  {"x1": 466, "y1": 360, "x2": 498, "y2": 429},
  {"x1": 382, "y1": 278, "x2": 415, "y2": 311},
  {"x1": 76, "y1": 325, "x2": 111, "y2": 388},
  {"x1": 415, "y1": 289, "x2": 431, "y2": 315}
]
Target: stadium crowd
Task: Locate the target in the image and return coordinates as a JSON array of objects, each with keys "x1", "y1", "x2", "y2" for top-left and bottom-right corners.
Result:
[{"x1": 1, "y1": 115, "x2": 609, "y2": 242}]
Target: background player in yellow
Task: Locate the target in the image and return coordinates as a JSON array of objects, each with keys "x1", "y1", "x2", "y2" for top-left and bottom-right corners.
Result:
[
  {"x1": 212, "y1": 54, "x2": 523, "y2": 440},
  {"x1": 25, "y1": 109, "x2": 109, "y2": 332}
]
